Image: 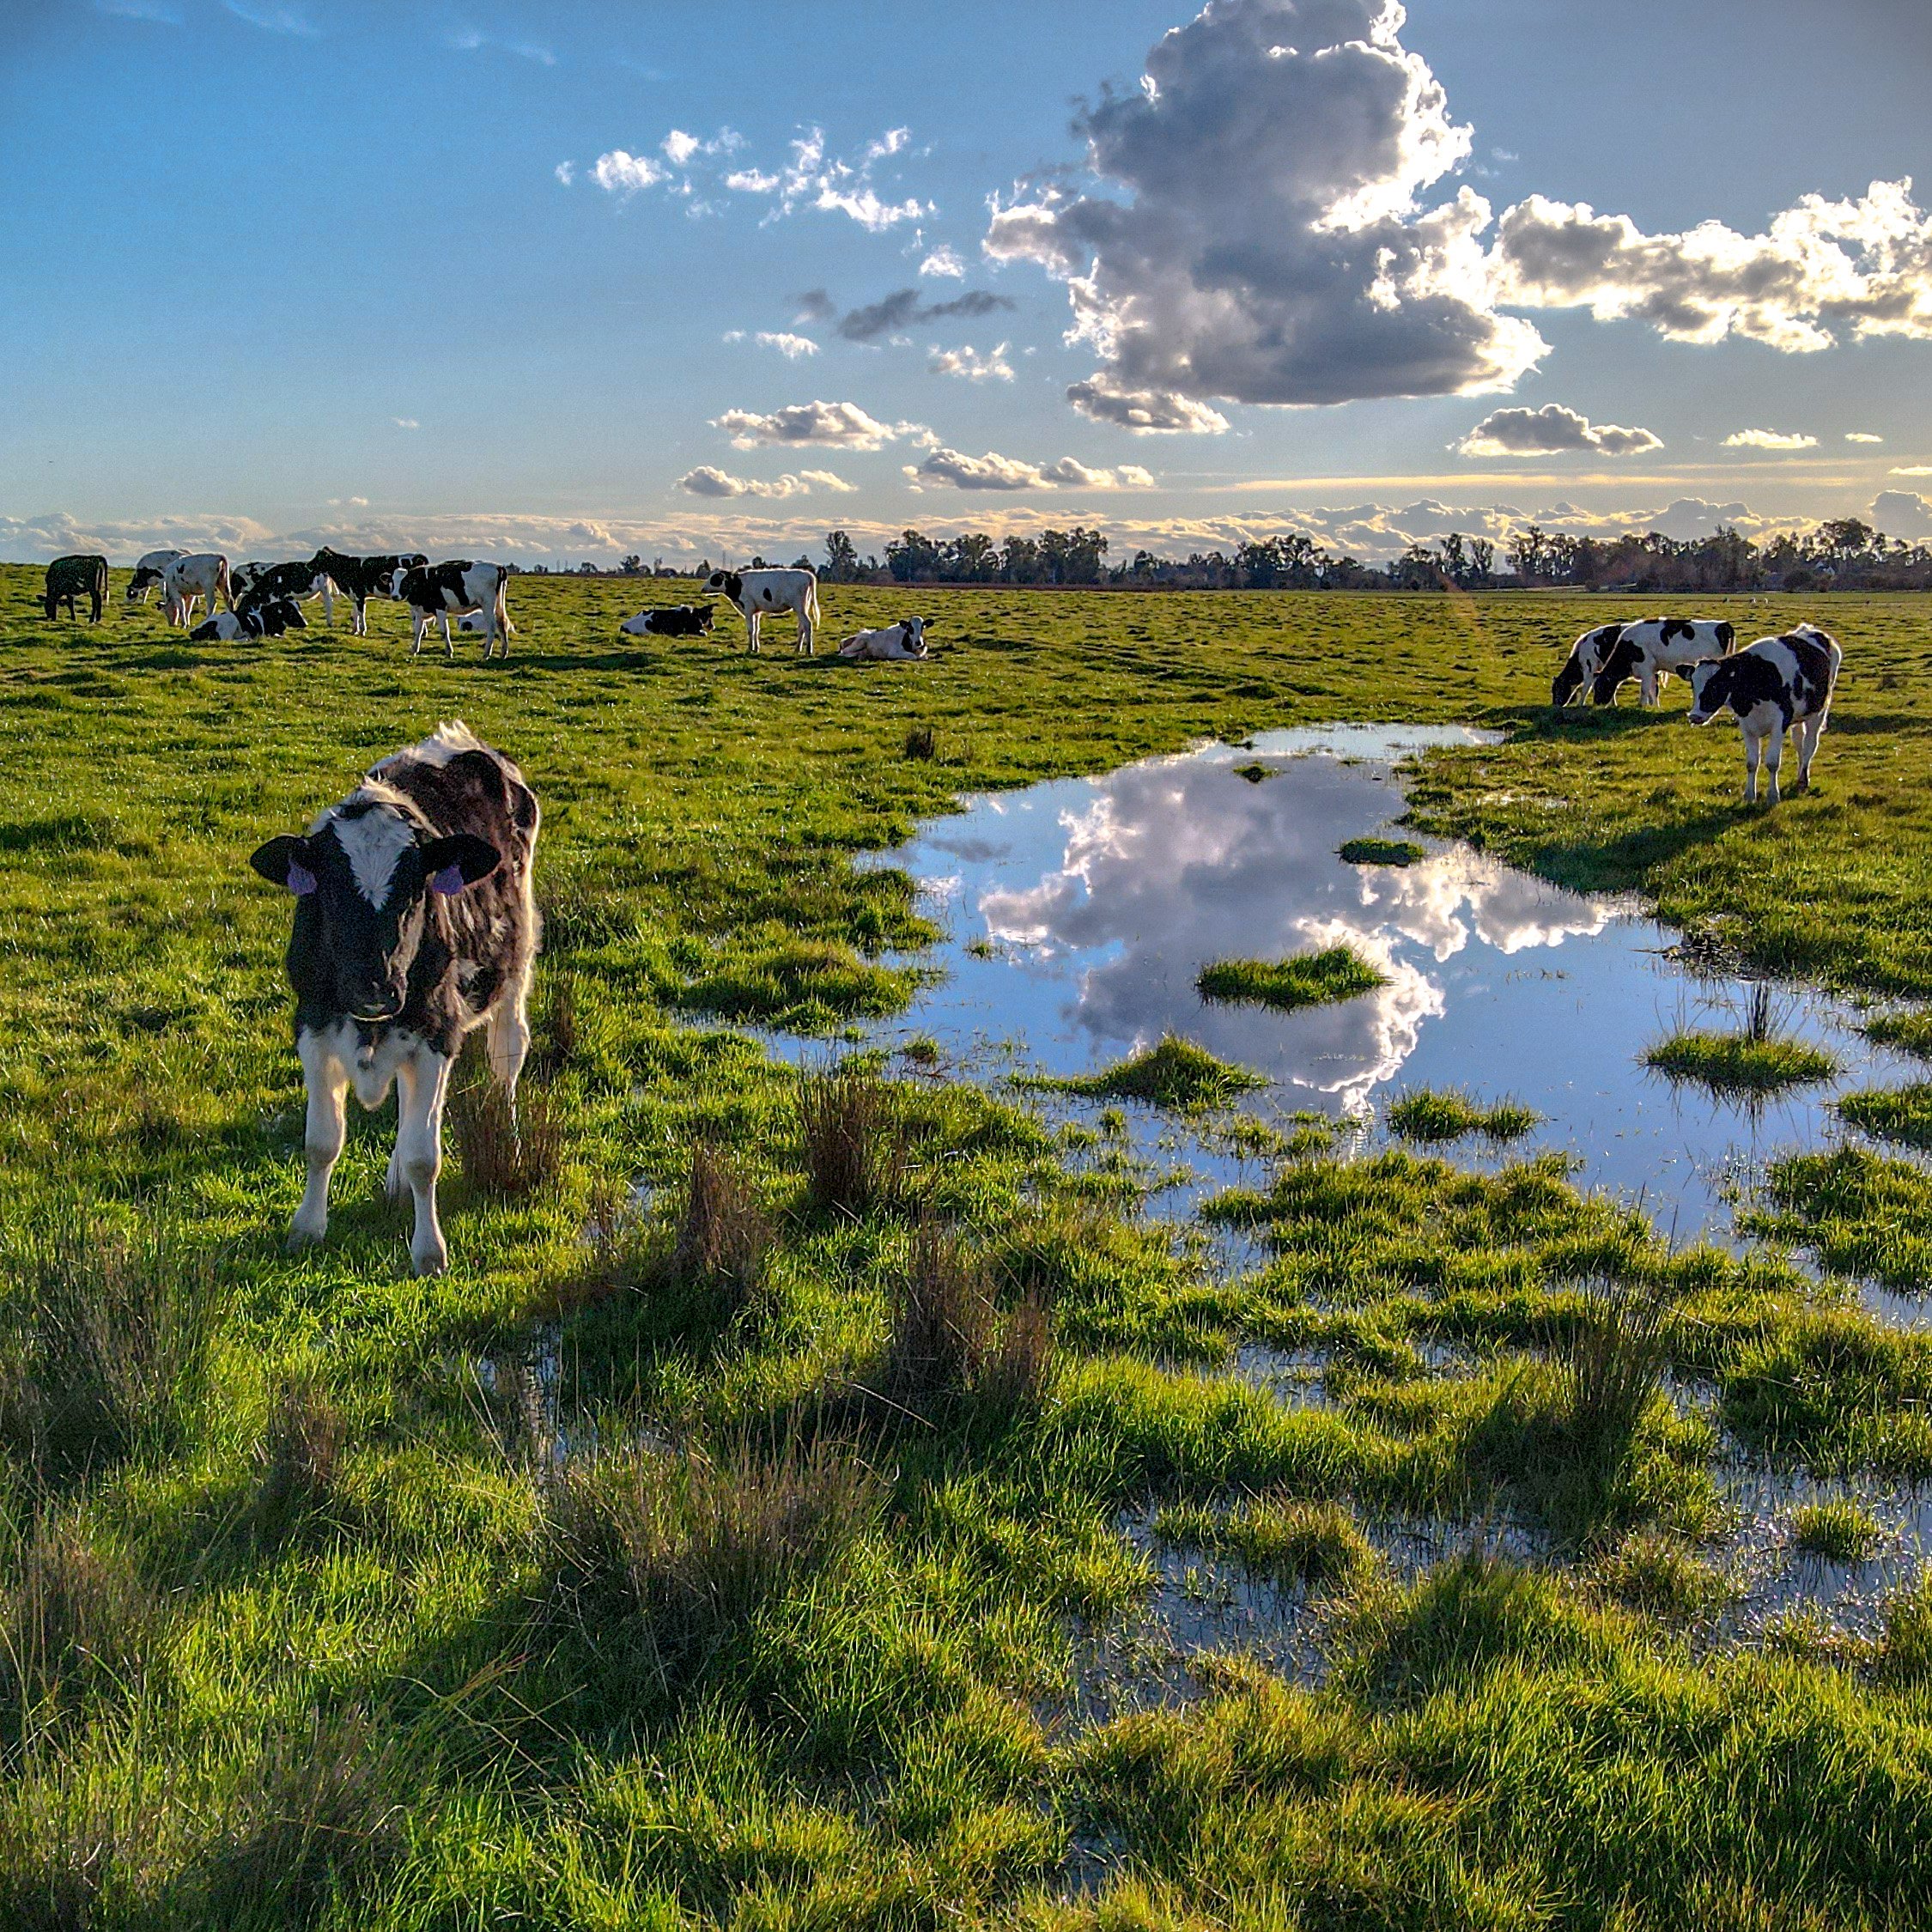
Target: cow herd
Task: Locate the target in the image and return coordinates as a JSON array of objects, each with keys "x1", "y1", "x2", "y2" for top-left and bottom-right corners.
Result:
[{"x1": 1553, "y1": 614, "x2": 1843, "y2": 806}]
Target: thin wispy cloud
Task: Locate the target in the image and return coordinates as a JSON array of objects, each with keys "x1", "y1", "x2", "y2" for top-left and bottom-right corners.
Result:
[
  {"x1": 393, "y1": 417, "x2": 420, "y2": 431},
  {"x1": 96, "y1": 0, "x2": 183, "y2": 24},
  {"x1": 223, "y1": 0, "x2": 320, "y2": 37},
  {"x1": 450, "y1": 27, "x2": 557, "y2": 64},
  {"x1": 1723, "y1": 428, "x2": 1818, "y2": 451}
]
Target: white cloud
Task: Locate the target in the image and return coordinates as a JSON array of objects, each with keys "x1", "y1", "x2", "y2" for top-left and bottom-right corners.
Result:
[
  {"x1": 724, "y1": 168, "x2": 782, "y2": 194},
  {"x1": 1892, "y1": 465, "x2": 1932, "y2": 477},
  {"x1": 677, "y1": 467, "x2": 850, "y2": 500},
  {"x1": 223, "y1": 0, "x2": 318, "y2": 33},
  {"x1": 554, "y1": 160, "x2": 575, "y2": 186},
  {"x1": 96, "y1": 0, "x2": 182, "y2": 22},
  {"x1": 450, "y1": 27, "x2": 555, "y2": 63},
  {"x1": 1457, "y1": 404, "x2": 1662, "y2": 458},
  {"x1": 930, "y1": 343, "x2": 1015, "y2": 382},
  {"x1": 756, "y1": 331, "x2": 820, "y2": 360},
  {"x1": 711, "y1": 400, "x2": 913, "y2": 451},
  {"x1": 663, "y1": 129, "x2": 702, "y2": 167},
  {"x1": 325, "y1": 495, "x2": 370, "y2": 507},
  {"x1": 987, "y1": 0, "x2": 1545, "y2": 429},
  {"x1": 393, "y1": 417, "x2": 420, "y2": 430},
  {"x1": 908, "y1": 447, "x2": 1158, "y2": 491},
  {"x1": 1871, "y1": 490, "x2": 1932, "y2": 536},
  {"x1": 798, "y1": 470, "x2": 858, "y2": 494},
  {"x1": 920, "y1": 246, "x2": 967, "y2": 279},
  {"x1": 592, "y1": 149, "x2": 667, "y2": 196},
  {"x1": 1722, "y1": 428, "x2": 1818, "y2": 450},
  {"x1": 1847, "y1": 432, "x2": 1885, "y2": 443}
]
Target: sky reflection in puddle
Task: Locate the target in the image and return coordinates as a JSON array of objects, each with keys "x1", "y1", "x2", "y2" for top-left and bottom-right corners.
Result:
[{"x1": 857, "y1": 724, "x2": 1922, "y2": 1250}]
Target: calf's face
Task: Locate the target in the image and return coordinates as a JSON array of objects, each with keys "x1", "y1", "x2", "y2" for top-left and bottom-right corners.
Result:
[
  {"x1": 1686, "y1": 659, "x2": 1733, "y2": 726},
  {"x1": 250, "y1": 807, "x2": 501, "y2": 1024}
]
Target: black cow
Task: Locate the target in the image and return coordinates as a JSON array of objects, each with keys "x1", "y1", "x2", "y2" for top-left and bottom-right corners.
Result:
[
  {"x1": 307, "y1": 548, "x2": 428, "y2": 635},
  {"x1": 44, "y1": 554, "x2": 107, "y2": 623},
  {"x1": 619, "y1": 602, "x2": 715, "y2": 638},
  {"x1": 248, "y1": 722, "x2": 541, "y2": 1275},
  {"x1": 1687, "y1": 624, "x2": 1841, "y2": 806},
  {"x1": 234, "y1": 560, "x2": 330, "y2": 618},
  {"x1": 188, "y1": 598, "x2": 308, "y2": 642}
]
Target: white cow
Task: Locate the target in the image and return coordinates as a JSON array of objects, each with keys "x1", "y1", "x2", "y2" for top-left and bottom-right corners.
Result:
[
  {"x1": 705, "y1": 566, "x2": 820, "y2": 654},
  {"x1": 388, "y1": 561, "x2": 513, "y2": 659},
  {"x1": 837, "y1": 617, "x2": 930, "y2": 661},
  {"x1": 1619, "y1": 617, "x2": 1737, "y2": 708},
  {"x1": 127, "y1": 549, "x2": 185, "y2": 605},
  {"x1": 1686, "y1": 623, "x2": 1841, "y2": 806},
  {"x1": 160, "y1": 553, "x2": 234, "y2": 628}
]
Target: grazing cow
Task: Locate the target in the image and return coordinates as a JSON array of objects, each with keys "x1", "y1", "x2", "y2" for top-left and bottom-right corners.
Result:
[
  {"x1": 307, "y1": 549, "x2": 428, "y2": 635},
  {"x1": 1619, "y1": 617, "x2": 1736, "y2": 708},
  {"x1": 704, "y1": 566, "x2": 820, "y2": 653},
  {"x1": 160, "y1": 553, "x2": 234, "y2": 628},
  {"x1": 389, "y1": 561, "x2": 512, "y2": 658},
  {"x1": 43, "y1": 554, "x2": 107, "y2": 623},
  {"x1": 127, "y1": 549, "x2": 185, "y2": 604},
  {"x1": 1686, "y1": 624, "x2": 1841, "y2": 806},
  {"x1": 188, "y1": 598, "x2": 307, "y2": 642},
  {"x1": 247, "y1": 720, "x2": 541, "y2": 1275},
  {"x1": 837, "y1": 617, "x2": 930, "y2": 661},
  {"x1": 1552, "y1": 622, "x2": 1636, "y2": 707},
  {"x1": 233, "y1": 560, "x2": 332, "y2": 617},
  {"x1": 618, "y1": 602, "x2": 715, "y2": 638}
]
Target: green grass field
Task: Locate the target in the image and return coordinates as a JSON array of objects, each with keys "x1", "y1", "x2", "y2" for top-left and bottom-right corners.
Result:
[{"x1": 6, "y1": 565, "x2": 1932, "y2": 1928}]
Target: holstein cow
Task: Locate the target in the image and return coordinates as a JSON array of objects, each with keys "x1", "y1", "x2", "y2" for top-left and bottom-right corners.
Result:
[
  {"x1": 1619, "y1": 617, "x2": 1736, "y2": 708},
  {"x1": 837, "y1": 617, "x2": 930, "y2": 661},
  {"x1": 390, "y1": 561, "x2": 513, "y2": 659},
  {"x1": 43, "y1": 554, "x2": 107, "y2": 623},
  {"x1": 1686, "y1": 623, "x2": 1841, "y2": 807},
  {"x1": 704, "y1": 566, "x2": 820, "y2": 654},
  {"x1": 307, "y1": 549, "x2": 428, "y2": 635},
  {"x1": 618, "y1": 602, "x2": 714, "y2": 638},
  {"x1": 233, "y1": 560, "x2": 332, "y2": 619},
  {"x1": 457, "y1": 608, "x2": 518, "y2": 639},
  {"x1": 1552, "y1": 622, "x2": 1637, "y2": 707},
  {"x1": 160, "y1": 553, "x2": 234, "y2": 629},
  {"x1": 126, "y1": 549, "x2": 185, "y2": 604},
  {"x1": 247, "y1": 720, "x2": 541, "y2": 1275},
  {"x1": 188, "y1": 598, "x2": 307, "y2": 642}
]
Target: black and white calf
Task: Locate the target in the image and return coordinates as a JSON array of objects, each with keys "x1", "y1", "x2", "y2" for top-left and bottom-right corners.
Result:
[
  {"x1": 307, "y1": 549, "x2": 428, "y2": 635},
  {"x1": 1619, "y1": 617, "x2": 1736, "y2": 708},
  {"x1": 126, "y1": 549, "x2": 184, "y2": 604},
  {"x1": 248, "y1": 721, "x2": 542, "y2": 1275},
  {"x1": 159, "y1": 553, "x2": 234, "y2": 628},
  {"x1": 390, "y1": 561, "x2": 513, "y2": 658},
  {"x1": 233, "y1": 560, "x2": 332, "y2": 618},
  {"x1": 618, "y1": 602, "x2": 715, "y2": 638},
  {"x1": 1686, "y1": 624, "x2": 1841, "y2": 806},
  {"x1": 837, "y1": 617, "x2": 930, "y2": 660},
  {"x1": 704, "y1": 567, "x2": 820, "y2": 653},
  {"x1": 1552, "y1": 623, "x2": 1637, "y2": 707},
  {"x1": 44, "y1": 554, "x2": 107, "y2": 623},
  {"x1": 188, "y1": 598, "x2": 307, "y2": 641}
]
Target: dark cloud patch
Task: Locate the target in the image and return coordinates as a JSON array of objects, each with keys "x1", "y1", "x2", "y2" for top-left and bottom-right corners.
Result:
[{"x1": 838, "y1": 287, "x2": 1015, "y2": 343}]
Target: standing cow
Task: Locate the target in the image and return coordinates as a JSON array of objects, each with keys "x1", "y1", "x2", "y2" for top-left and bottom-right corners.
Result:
[
  {"x1": 1619, "y1": 618, "x2": 1736, "y2": 708},
  {"x1": 126, "y1": 549, "x2": 185, "y2": 604},
  {"x1": 247, "y1": 721, "x2": 541, "y2": 1275},
  {"x1": 705, "y1": 566, "x2": 820, "y2": 654},
  {"x1": 390, "y1": 561, "x2": 513, "y2": 659},
  {"x1": 307, "y1": 549, "x2": 428, "y2": 635},
  {"x1": 44, "y1": 555, "x2": 107, "y2": 623},
  {"x1": 160, "y1": 554, "x2": 234, "y2": 628},
  {"x1": 1686, "y1": 624, "x2": 1841, "y2": 806}
]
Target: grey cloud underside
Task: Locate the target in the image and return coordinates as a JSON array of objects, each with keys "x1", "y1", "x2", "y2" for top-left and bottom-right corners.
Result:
[
  {"x1": 837, "y1": 288, "x2": 1016, "y2": 343},
  {"x1": 1459, "y1": 404, "x2": 1663, "y2": 458}
]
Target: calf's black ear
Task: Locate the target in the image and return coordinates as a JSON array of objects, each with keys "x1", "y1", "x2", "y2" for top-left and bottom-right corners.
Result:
[
  {"x1": 421, "y1": 833, "x2": 501, "y2": 896},
  {"x1": 250, "y1": 834, "x2": 317, "y2": 895}
]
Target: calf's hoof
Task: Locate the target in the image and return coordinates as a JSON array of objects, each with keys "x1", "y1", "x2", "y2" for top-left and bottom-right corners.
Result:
[
  {"x1": 287, "y1": 1224, "x2": 325, "y2": 1253},
  {"x1": 411, "y1": 1235, "x2": 449, "y2": 1277}
]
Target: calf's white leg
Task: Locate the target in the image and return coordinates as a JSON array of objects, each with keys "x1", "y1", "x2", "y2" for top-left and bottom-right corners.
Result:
[
  {"x1": 1761, "y1": 718, "x2": 1785, "y2": 805},
  {"x1": 292, "y1": 1027, "x2": 349, "y2": 1247},
  {"x1": 746, "y1": 609, "x2": 760, "y2": 653},
  {"x1": 1742, "y1": 729, "x2": 1761, "y2": 805},
  {"x1": 394, "y1": 1047, "x2": 453, "y2": 1275}
]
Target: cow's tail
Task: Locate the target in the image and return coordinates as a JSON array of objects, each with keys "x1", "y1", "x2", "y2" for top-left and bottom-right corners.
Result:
[
  {"x1": 493, "y1": 568, "x2": 511, "y2": 653},
  {"x1": 805, "y1": 575, "x2": 821, "y2": 652},
  {"x1": 216, "y1": 556, "x2": 234, "y2": 611}
]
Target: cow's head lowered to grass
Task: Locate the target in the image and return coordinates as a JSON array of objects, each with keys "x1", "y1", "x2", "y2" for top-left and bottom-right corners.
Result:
[{"x1": 250, "y1": 795, "x2": 501, "y2": 1024}]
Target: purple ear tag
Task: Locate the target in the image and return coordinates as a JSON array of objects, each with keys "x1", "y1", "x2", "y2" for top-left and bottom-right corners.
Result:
[
  {"x1": 430, "y1": 863, "x2": 466, "y2": 896},
  {"x1": 287, "y1": 860, "x2": 317, "y2": 896}
]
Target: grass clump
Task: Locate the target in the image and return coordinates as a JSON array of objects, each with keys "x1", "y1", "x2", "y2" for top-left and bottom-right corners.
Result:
[
  {"x1": 882, "y1": 1220, "x2": 1052, "y2": 1415},
  {"x1": 1839, "y1": 1081, "x2": 1932, "y2": 1151},
  {"x1": 799, "y1": 1067, "x2": 906, "y2": 1218},
  {"x1": 1560, "y1": 1284, "x2": 1670, "y2": 1489},
  {"x1": 1864, "y1": 1008, "x2": 1932, "y2": 1060},
  {"x1": 672, "y1": 1140, "x2": 771, "y2": 1307},
  {"x1": 1386, "y1": 1087, "x2": 1540, "y2": 1144},
  {"x1": 1339, "y1": 836, "x2": 1426, "y2": 866},
  {"x1": 1748, "y1": 1145, "x2": 1932, "y2": 1294},
  {"x1": 1646, "y1": 1030, "x2": 1838, "y2": 1096},
  {"x1": 1163, "y1": 1494, "x2": 1376, "y2": 1593},
  {"x1": 902, "y1": 722, "x2": 938, "y2": 761},
  {"x1": 1197, "y1": 945, "x2": 1387, "y2": 1012},
  {"x1": 447, "y1": 1076, "x2": 564, "y2": 1200},
  {"x1": 1044, "y1": 1035, "x2": 1267, "y2": 1111},
  {"x1": 1790, "y1": 1498, "x2": 1882, "y2": 1562},
  {"x1": 249, "y1": 1374, "x2": 349, "y2": 1544},
  {"x1": 1590, "y1": 1530, "x2": 1735, "y2": 1624}
]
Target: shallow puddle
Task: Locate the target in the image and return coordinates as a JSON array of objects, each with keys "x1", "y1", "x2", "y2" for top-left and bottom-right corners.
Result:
[{"x1": 854, "y1": 724, "x2": 1922, "y2": 1249}]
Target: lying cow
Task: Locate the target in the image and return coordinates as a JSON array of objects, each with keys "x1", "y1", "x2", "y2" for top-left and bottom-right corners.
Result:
[
  {"x1": 126, "y1": 548, "x2": 184, "y2": 604},
  {"x1": 44, "y1": 554, "x2": 107, "y2": 623},
  {"x1": 1552, "y1": 622, "x2": 1637, "y2": 707},
  {"x1": 307, "y1": 549, "x2": 428, "y2": 635},
  {"x1": 705, "y1": 566, "x2": 820, "y2": 654},
  {"x1": 160, "y1": 553, "x2": 234, "y2": 628},
  {"x1": 457, "y1": 608, "x2": 518, "y2": 639},
  {"x1": 1620, "y1": 617, "x2": 1736, "y2": 708},
  {"x1": 247, "y1": 720, "x2": 542, "y2": 1275},
  {"x1": 619, "y1": 603, "x2": 714, "y2": 638},
  {"x1": 389, "y1": 560, "x2": 512, "y2": 658},
  {"x1": 1686, "y1": 624, "x2": 1840, "y2": 807},
  {"x1": 837, "y1": 617, "x2": 930, "y2": 661},
  {"x1": 188, "y1": 598, "x2": 307, "y2": 641},
  {"x1": 233, "y1": 560, "x2": 332, "y2": 617}
]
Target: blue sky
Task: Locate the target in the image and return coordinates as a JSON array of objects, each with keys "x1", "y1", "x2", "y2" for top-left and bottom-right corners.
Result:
[{"x1": 5, "y1": 0, "x2": 1932, "y2": 565}]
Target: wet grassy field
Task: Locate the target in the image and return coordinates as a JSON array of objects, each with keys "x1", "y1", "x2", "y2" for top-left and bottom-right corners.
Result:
[{"x1": 4, "y1": 564, "x2": 1932, "y2": 1927}]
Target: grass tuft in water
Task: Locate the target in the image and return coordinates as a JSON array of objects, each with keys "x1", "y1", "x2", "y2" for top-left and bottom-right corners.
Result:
[
  {"x1": 1863, "y1": 1008, "x2": 1932, "y2": 1060},
  {"x1": 884, "y1": 1220, "x2": 1053, "y2": 1415},
  {"x1": 1790, "y1": 1498, "x2": 1881, "y2": 1562},
  {"x1": 672, "y1": 1141, "x2": 771, "y2": 1307},
  {"x1": 1043, "y1": 1035, "x2": 1268, "y2": 1111},
  {"x1": 1339, "y1": 836, "x2": 1426, "y2": 866},
  {"x1": 1386, "y1": 1087, "x2": 1540, "y2": 1144},
  {"x1": 1162, "y1": 1494, "x2": 1376, "y2": 1593},
  {"x1": 1838, "y1": 1081, "x2": 1932, "y2": 1151},
  {"x1": 799, "y1": 1067, "x2": 906, "y2": 1218},
  {"x1": 1197, "y1": 945, "x2": 1388, "y2": 1012},
  {"x1": 1748, "y1": 1145, "x2": 1932, "y2": 1294},
  {"x1": 1562, "y1": 1283, "x2": 1670, "y2": 1488},
  {"x1": 1646, "y1": 986, "x2": 1836, "y2": 1096},
  {"x1": 1590, "y1": 1530, "x2": 1735, "y2": 1624}
]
